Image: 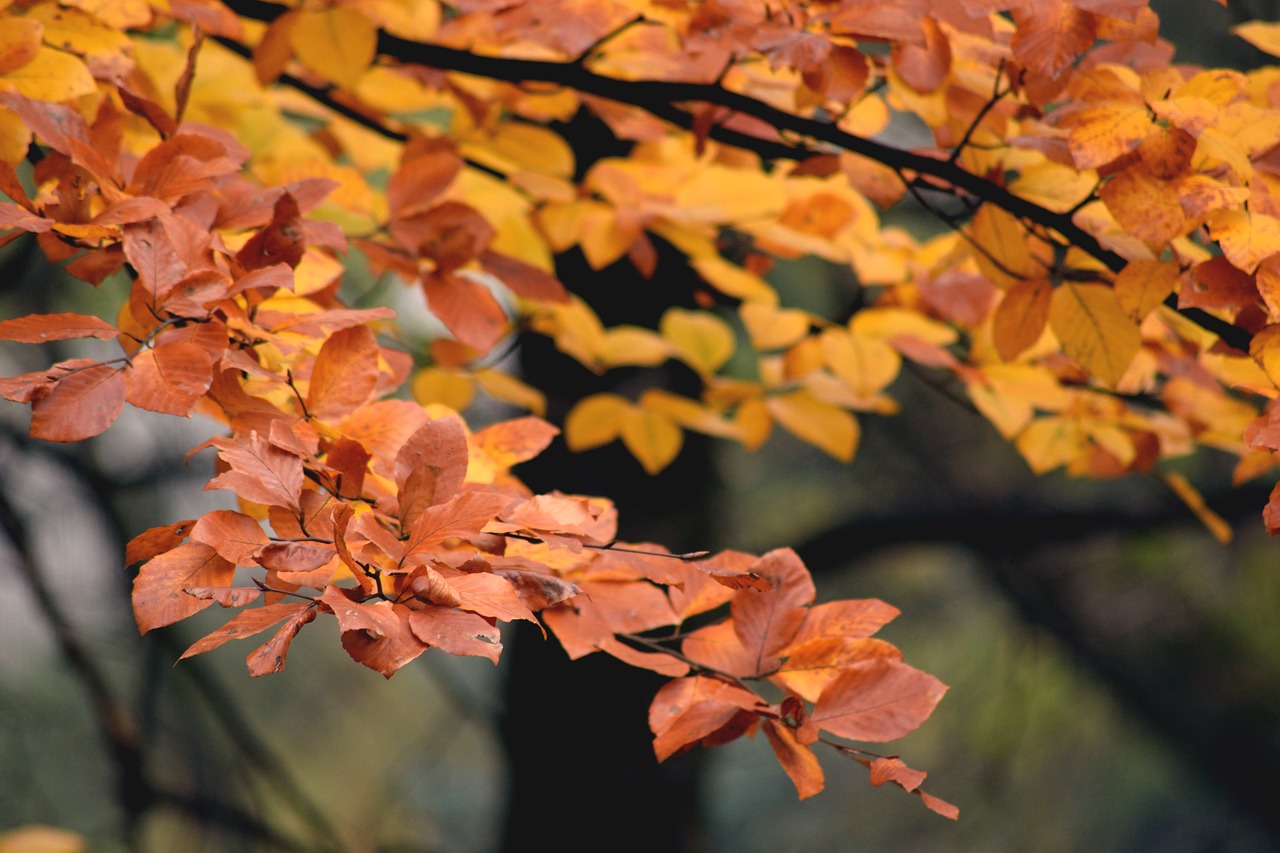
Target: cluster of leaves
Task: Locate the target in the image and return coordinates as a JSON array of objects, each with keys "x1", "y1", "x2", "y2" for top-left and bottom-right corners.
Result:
[
  {"x1": 9, "y1": 0, "x2": 1280, "y2": 821},
  {"x1": 0, "y1": 0, "x2": 960, "y2": 814}
]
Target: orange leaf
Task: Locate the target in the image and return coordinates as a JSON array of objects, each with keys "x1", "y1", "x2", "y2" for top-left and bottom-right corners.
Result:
[
  {"x1": 763, "y1": 719, "x2": 825, "y2": 799},
  {"x1": 133, "y1": 542, "x2": 235, "y2": 633},
  {"x1": 1011, "y1": 1, "x2": 1097, "y2": 80},
  {"x1": 125, "y1": 519, "x2": 196, "y2": 567},
  {"x1": 803, "y1": 658, "x2": 948, "y2": 742},
  {"x1": 247, "y1": 602, "x2": 318, "y2": 676},
  {"x1": 992, "y1": 279, "x2": 1052, "y2": 362},
  {"x1": 731, "y1": 549, "x2": 815, "y2": 676},
  {"x1": 1114, "y1": 260, "x2": 1179, "y2": 321},
  {"x1": 179, "y1": 601, "x2": 310, "y2": 660},
  {"x1": 124, "y1": 342, "x2": 214, "y2": 416},
  {"x1": 1098, "y1": 167, "x2": 1187, "y2": 244},
  {"x1": 190, "y1": 510, "x2": 270, "y2": 566},
  {"x1": 408, "y1": 606, "x2": 502, "y2": 663},
  {"x1": 394, "y1": 415, "x2": 470, "y2": 528},
  {"x1": 422, "y1": 271, "x2": 509, "y2": 355},
  {"x1": 0, "y1": 312, "x2": 118, "y2": 342},
  {"x1": 306, "y1": 325, "x2": 380, "y2": 421},
  {"x1": 868, "y1": 756, "x2": 927, "y2": 791},
  {"x1": 30, "y1": 363, "x2": 125, "y2": 442},
  {"x1": 205, "y1": 432, "x2": 305, "y2": 510}
]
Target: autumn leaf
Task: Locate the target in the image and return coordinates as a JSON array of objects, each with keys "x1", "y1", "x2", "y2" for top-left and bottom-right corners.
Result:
[
  {"x1": 30, "y1": 363, "x2": 125, "y2": 442},
  {"x1": 802, "y1": 658, "x2": 948, "y2": 743},
  {"x1": 133, "y1": 542, "x2": 235, "y2": 633},
  {"x1": 1048, "y1": 282, "x2": 1141, "y2": 387}
]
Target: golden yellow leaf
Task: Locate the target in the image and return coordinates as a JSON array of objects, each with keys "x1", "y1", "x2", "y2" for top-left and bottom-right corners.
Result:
[
  {"x1": 466, "y1": 123, "x2": 575, "y2": 180},
  {"x1": 1009, "y1": 161, "x2": 1097, "y2": 214},
  {"x1": 740, "y1": 302, "x2": 811, "y2": 350},
  {"x1": 1049, "y1": 282, "x2": 1141, "y2": 386},
  {"x1": 640, "y1": 389, "x2": 739, "y2": 440},
  {"x1": 0, "y1": 105, "x2": 31, "y2": 165},
  {"x1": 564, "y1": 393, "x2": 630, "y2": 451},
  {"x1": 967, "y1": 204, "x2": 1046, "y2": 288},
  {"x1": 599, "y1": 325, "x2": 671, "y2": 368},
  {"x1": 1160, "y1": 471, "x2": 1232, "y2": 543},
  {"x1": 411, "y1": 367, "x2": 475, "y2": 412},
  {"x1": 992, "y1": 279, "x2": 1052, "y2": 362},
  {"x1": 620, "y1": 405, "x2": 683, "y2": 474},
  {"x1": 1114, "y1": 260, "x2": 1179, "y2": 320},
  {"x1": 850, "y1": 306, "x2": 958, "y2": 345},
  {"x1": 1233, "y1": 20, "x2": 1280, "y2": 58},
  {"x1": 967, "y1": 364, "x2": 1071, "y2": 439},
  {"x1": 734, "y1": 396, "x2": 773, "y2": 450},
  {"x1": 290, "y1": 7, "x2": 377, "y2": 90},
  {"x1": 1206, "y1": 208, "x2": 1280, "y2": 273},
  {"x1": 660, "y1": 308, "x2": 735, "y2": 375},
  {"x1": 26, "y1": 6, "x2": 134, "y2": 75},
  {"x1": 691, "y1": 255, "x2": 778, "y2": 304},
  {"x1": 474, "y1": 368, "x2": 546, "y2": 415},
  {"x1": 820, "y1": 328, "x2": 901, "y2": 400},
  {"x1": 1016, "y1": 416, "x2": 1085, "y2": 474},
  {"x1": 0, "y1": 46, "x2": 95, "y2": 101},
  {"x1": 355, "y1": 0, "x2": 441, "y2": 41},
  {"x1": 766, "y1": 389, "x2": 859, "y2": 461}
]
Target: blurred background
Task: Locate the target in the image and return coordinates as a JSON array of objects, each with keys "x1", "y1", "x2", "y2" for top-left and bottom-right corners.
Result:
[{"x1": 5, "y1": 1, "x2": 1280, "y2": 851}]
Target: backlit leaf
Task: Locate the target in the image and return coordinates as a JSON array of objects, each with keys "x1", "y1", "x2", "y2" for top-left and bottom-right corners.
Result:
[
  {"x1": 804, "y1": 658, "x2": 948, "y2": 743},
  {"x1": 290, "y1": 7, "x2": 377, "y2": 90},
  {"x1": 1048, "y1": 282, "x2": 1141, "y2": 386},
  {"x1": 766, "y1": 389, "x2": 859, "y2": 461}
]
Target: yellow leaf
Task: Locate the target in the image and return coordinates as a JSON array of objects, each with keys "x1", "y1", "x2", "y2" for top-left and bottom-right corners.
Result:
[
  {"x1": 691, "y1": 255, "x2": 778, "y2": 304},
  {"x1": 766, "y1": 389, "x2": 859, "y2": 461},
  {"x1": 1009, "y1": 161, "x2": 1098, "y2": 214},
  {"x1": 967, "y1": 364, "x2": 1071, "y2": 439},
  {"x1": 529, "y1": 296, "x2": 606, "y2": 371},
  {"x1": 1114, "y1": 260, "x2": 1178, "y2": 320},
  {"x1": 734, "y1": 396, "x2": 773, "y2": 450},
  {"x1": 290, "y1": 7, "x2": 377, "y2": 90},
  {"x1": 967, "y1": 204, "x2": 1046, "y2": 288},
  {"x1": 740, "y1": 302, "x2": 811, "y2": 350},
  {"x1": 464, "y1": 123, "x2": 575, "y2": 180},
  {"x1": 564, "y1": 393, "x2": 630, "y2": 451},
  {"x1": 850, "y1": 306, "x2": 958, "y2": 345},
  {"x1": 1206, "y1": 208, "x2": 1280, "y2": 273},
  {"x1": 1016, "y1": 416, "x2": 1085, "y2": 474},
  {"x1": 660, "y1": 308, "x2": 735, "y2": 375},
  {"x1": 1233, "y1": 20, "x2": 1280, "y2": 58},
  {"x1": 26, "y1": 6, "x2": 134, "y2": 73},
  {"x1": 640, "y1": 389, "x2": 739, "y2": 440},
  {"x1": 0, "y1": 105, "x2": 31, "y2": 165},
  {"x1": 1159, "y1": 471, "x2": 1232, "y2": 543},
  {"x1": 0, "y1": 46, "x2": 95, "y2": 101},
  {"x1": 599, "y1": 325, "x2": 671, "y2": 368},
  {"x1": 355, "y1": 0, "x2": 441, "y2": 41},
  {"x1": 1049, "y1": 282, "x2": 1141, "y2": 386},
  {"x1": 820, "y1": 328, "x2": 901, "y2": 400},
  {"x1": 474, "y1": 369, "x2": 546, "y2": 415},
  {"x1": 1098, "y1": 168, "x2": 1187, "y2": 244},
  {"x1": 621, "y1": 405, "x2": 683, "y2": 474},
  {"x1": 411, "y1": 367, "x2": 475, "y2": 412},
  {"x1": 992, "y1": 279, "x2": 1052, "y2": 362}
]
